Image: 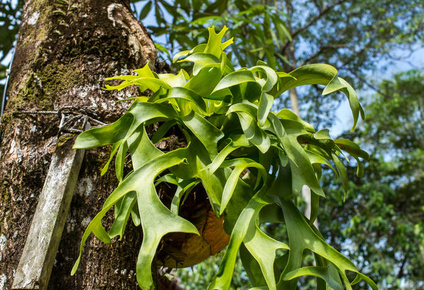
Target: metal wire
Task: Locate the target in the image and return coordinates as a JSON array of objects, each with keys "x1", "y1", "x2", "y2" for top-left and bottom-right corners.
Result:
[{"x1": 12, "y1": 106, "x2": 106, "y2": 136}]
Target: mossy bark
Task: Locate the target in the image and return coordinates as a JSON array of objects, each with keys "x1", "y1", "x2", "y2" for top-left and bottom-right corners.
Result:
[{"x1": 0, "y1": 0, "x2": 157, "y2": 289}]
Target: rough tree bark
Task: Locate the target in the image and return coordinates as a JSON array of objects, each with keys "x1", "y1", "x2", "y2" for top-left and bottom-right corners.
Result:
[{"x1": 0, "y1": 0, "x2": 159, "y2": 288}]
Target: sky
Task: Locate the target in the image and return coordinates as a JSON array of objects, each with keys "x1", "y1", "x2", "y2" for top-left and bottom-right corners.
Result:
[{"x1": 333, "y1": 46, "x2": 424, "y2": 135}]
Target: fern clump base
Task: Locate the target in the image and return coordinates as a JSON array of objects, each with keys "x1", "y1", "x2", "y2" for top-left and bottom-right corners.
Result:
[{"x1": 72, "y1": 27, "x2": 376, "y2": 290}]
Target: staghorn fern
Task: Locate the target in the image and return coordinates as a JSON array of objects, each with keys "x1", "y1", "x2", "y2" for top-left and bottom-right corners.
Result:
[{"x1": 72, "y1": 26, "x2": 376, "y2": 290}]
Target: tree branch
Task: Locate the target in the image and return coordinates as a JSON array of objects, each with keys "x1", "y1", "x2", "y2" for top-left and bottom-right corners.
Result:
[
  {"x1": 300, "y1": 44, "x2": 353, "y2": 66},
  {"x1": 311, "y1": 0, "x2": 323, "y2": 12},
  {"x1": 349, "y1": 69, "x2": 387, "y2": 97},
  {"x1": 280, "y1": 0, "x2": 346, "y2": 64},
  {"x1": 292, "y1": 0, "x2": 348, "y2": 39},
  {"x1": 281, "y1": 0, "x2": 348, "y2": 56},
  {"x1": 397, "y1": 254, "x2": 408, "y2": 279}
]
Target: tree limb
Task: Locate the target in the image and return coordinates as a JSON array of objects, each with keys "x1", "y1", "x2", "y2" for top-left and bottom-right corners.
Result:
[
  {"x1": 397, "y1": 254, "x2": 408, "y2": 279},
  {"x1": 281, "y1": 0, "x2": 348, "y2": 55},
  {"x1": 300, "y1": 44, "x2": 353, "y2": 66},
  {"x1": 292, "y1": 0, "x2": 348, "y2": 39},
  {"x1": 349, "y1": 69, "x2": 387, "y2": 97}
]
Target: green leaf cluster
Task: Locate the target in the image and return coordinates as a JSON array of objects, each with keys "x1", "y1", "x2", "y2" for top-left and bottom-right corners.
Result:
[{"x1": 72, "y1": 27, "x2": 374, "y2": 289}]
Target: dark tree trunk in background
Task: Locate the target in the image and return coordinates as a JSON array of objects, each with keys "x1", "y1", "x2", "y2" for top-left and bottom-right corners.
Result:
[{"x1": 0, "y1": 0, "x2": 157, "y2": 288}]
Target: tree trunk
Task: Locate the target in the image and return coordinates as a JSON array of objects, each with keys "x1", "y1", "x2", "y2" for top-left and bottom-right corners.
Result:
[
  {"x1": 0, "y1": 0, "x2": 157, "y2": 289},
  {"x1": 282, "y1": 0, "x2": 316, "y2": 228}
]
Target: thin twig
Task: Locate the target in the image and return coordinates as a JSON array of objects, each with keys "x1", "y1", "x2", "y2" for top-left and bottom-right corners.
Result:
[
  {"x1": 300, "y1": 44, "x2": 353, "y2": 66},
  {"x1": 291, "y1": 0, "x2": 347, "y2": 39},
  {"x1": 280, "y1": 0, "x2": 347, "y2": 54}
]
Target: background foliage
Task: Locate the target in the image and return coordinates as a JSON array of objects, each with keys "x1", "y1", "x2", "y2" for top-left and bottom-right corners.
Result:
[{"x1": 319, "y1": 70, "x2": 424, "y2": 289}]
